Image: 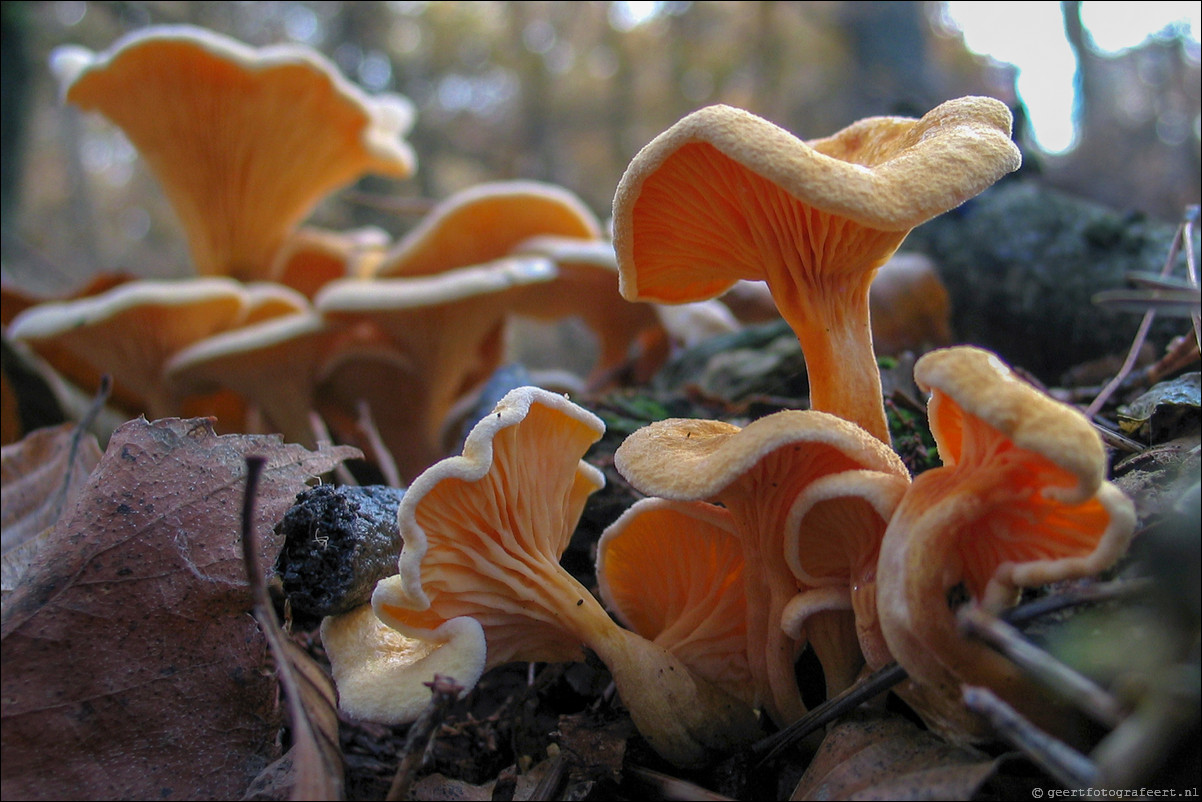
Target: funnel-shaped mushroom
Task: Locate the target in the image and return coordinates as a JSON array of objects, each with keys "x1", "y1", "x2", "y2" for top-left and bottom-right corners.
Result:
[
  {"x1": 372, "y1": 181, "x2": 602, "y2": 278},
  {"x1": 51, "y1": 25, "x2": 416, "y2": 280},
  {"x1": 347, "y1": 387, "x2": 758, "y2": 767},
  {"x1": 166, "y1": 310, "x2": 398, "y2": 444},
  {"x1": 597, "y1": 497, "x2": 753, "y2": 707},
  {"x1": 877, "y1": 346, "x2": 1137, "y2": 741},
  {"x1": 8, "y1": 278, "x2": 254, "y2": 418},
  {"x1": 508, "y1": 235, "x2": 673, "y2": 388},
  {"x1": 314, "y1": 256, "x2": 558, "y2": 482},
  {"x1": 3, "y1": 273, "x2": 139, "y2": 411},
  {"x1": 612, "y1": 98, "x2": 1020, "y2": 442},
  {"x1": 268, "y1": 226, "x2": 391, "y2": 298},
  {"x1": 319, "y1": 605, "x2": 486, "y2": 725},
  {"x1": 614, "y1": 410, "x2": 909, "y2": 725},
  {"x1": 779, "y1": 469, "x2": 909, "y2": 693}
]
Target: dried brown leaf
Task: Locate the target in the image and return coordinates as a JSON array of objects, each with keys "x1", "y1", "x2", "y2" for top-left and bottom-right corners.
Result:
[
  {"x1": 242, "y1": 637, "x2": 345, "y2": 801},
  {"x1": 0, "y1": 417, "x2": 358, "y2": 801},
  {"x1": 790, "y1": 710, "x2": 1003, "y2": 801},
  {"x1": 0, "y1": 421, "x2": 102, "y2": 560}
]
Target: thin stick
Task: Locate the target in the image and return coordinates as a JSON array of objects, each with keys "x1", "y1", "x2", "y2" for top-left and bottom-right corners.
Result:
[
  {"x1": 1002, "y1": 577, "x2": 1152, "y2": 628},
  {"x1": 1085, "y1": 209, "x2": 1193, "y2": 420},
  {"x1": 959, "y1": 605, "x2": 1125, "y2": 728},
  {"x1": 386, "y1": 675, "x2": 463, "y2": 801},
  {"x1": 357, "y1": 400, "x2": 402, "y2": 489},
  {"x1": 241, "y1": 456, "x2": 344, "y2": 800},
  {"x1": 752, "y1": 662, "x2": 907, "y2": 763},
  {"x1": 962, "y1": 685, "x2": 1097, "y2": 789},
  {"x1": 1182, "y1": 205, "x2": 1199, "y2": 351},
  {"x1": 309, "y1": 411, "x2": 359, "y2": 486}
]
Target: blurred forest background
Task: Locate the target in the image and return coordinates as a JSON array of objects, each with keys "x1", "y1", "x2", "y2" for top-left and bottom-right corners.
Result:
[{"x1": 1, "y1": 0, "x2": 1199, "y2": 295}]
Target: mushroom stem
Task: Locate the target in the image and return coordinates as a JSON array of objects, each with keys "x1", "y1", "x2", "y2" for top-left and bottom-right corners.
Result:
[
  {"x1": 876, "y1": 494, "x2": 1067, "y2": 739},
  {"x1": 767, "y1": 238, "x2": 902, "y2": 445},
  {"x1": 720, "y1": 485, "x2": 810, "y2": 725},
  {"x1": 589, "y1": 623, "x2": 763, "y2": 768}
]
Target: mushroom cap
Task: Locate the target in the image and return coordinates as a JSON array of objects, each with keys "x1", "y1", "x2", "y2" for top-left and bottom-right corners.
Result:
[
  {"x1": 372, "y1": 181, "x2": 603, "y2": 278},
  {"x1": 372, "y1": 386, "x2": 607, "y2": 667},
  {"x1": 613, "y1": 98, "x2": 1020, "y2": 303},
  {"x1": 614, "y1": 411, "x2": 908, "y2": 501},
  {"x1": 611, "y1": 97, "x2": 1018, "y2": 443},
  {"x1": 508, "y1": 235, "x2": 672, "y2": 387},
  {"x1": 8, "y1": 278, "x2": 252, "y2": 416},
  {"x1": 596, "y1": 498, "x2": 753, "y2": 705},
  {"x1": 52, "y1": 25, "x2": 416, "y2": 280},
  {"x1": 906, "y1": 346, "x2": 1135, "y2": 605},
  {"x1": 615, "y1": 410, "x2": 909, "y2": 724},
  {"x1": 240, "y1": 282, "x2": 311, "y2": 324},
  {"x1": 314, "y1": 257, "x2": 558, "y2": 481},
  {"x1": 320, "y1": 605, "x2": 486, "y2": 725},
  {"x1": 268, "y1": 226, "x2": 391, "y2": 298},
  {"x1": 166, "y1": 310, "x2": 394, "y2": 443},
  {"x1": 781, "y1": 469, "x2": 910, "y2": 674}
]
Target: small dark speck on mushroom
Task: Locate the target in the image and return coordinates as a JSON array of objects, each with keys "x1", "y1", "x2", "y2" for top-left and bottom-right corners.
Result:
[{"x1": 577, "y1": 598, "x2": 584, "y2": 606}]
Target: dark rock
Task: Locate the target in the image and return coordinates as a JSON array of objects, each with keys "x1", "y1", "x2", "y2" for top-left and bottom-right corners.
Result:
[{"x1": 905, "y1": 180, "x2": 1198, "y2": 381}]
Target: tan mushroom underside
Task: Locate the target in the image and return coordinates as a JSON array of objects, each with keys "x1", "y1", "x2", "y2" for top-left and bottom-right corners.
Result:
[{"x1": 54, "y1": 26, "x2": 416, "y2": 280}]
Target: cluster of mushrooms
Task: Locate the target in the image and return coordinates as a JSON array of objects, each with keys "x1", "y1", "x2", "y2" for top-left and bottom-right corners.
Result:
[{"x1": 4, "y1": 26, "x2": 1138, "y2": 769}]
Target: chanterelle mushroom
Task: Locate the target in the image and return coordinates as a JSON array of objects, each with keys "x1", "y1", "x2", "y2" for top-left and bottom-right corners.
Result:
[
  {"x1": 596, "y1": 497, "x2": 753, "y2": 707},
  {"x1": 371, "y1": 181, "x2": 602, "y2": 278},
  {"x1": 313, "y1": 256, "x2": 558, "y2": 483},
  {"x1": 876, "y1": 346, "x2": 1137, "y2": 742},
  {"x1": 614, "y1": 410, "x2": 909, "y2": 724},
  {"x1": 51, "y1": 25, "x2": 416, "y2": 281},
  {"x1": 612, "y1": 98, "x2": 1020, "y2": 442},
  {"x1": 331, "y1": 386, "x2": 760, "y2": 767},
  {"x1": 8, "y1": 277, "x2": 255, "y2": 419}
]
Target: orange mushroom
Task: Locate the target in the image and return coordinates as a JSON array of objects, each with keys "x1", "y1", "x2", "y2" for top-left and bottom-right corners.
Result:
[
  {"x1": 319, "y1": 605, "x2": 486, "y2": 725},
  {"x1": 51, "y1": 25, "x2": 417, "y2": 281},
  {"x1": 612, "y1": 98, "x2": 1020, "y2": 442},
  {"x1": 313, "y1": 256, "x2": 558, "y2": 482},
  {"x1": 596, "y1": 497, "x2": 753, "y2": 707},
  {"x1": 507, "y1": 235, "x2": 676, "y2": 388},
  {"x1": 779, "y1": 469, "x2": 909, "y2": 693},
  {"x1": 614, "y1": 410, "x2": 909, "y2": 725},
  {"x1": 868, "y1": 252, "x2": 954, "y2": 356},
  {"x1": 8, "y1": 278, "x2": 253, "y2": 418},
  {"x1": 876, "y1": 346, "x2": 1137, "y2": 741},
  {"x1": 267, "y1": 226, "x2": 391, "y2": 299},
  {"x1": 342, "y1": 387, "x2": 759, "y2": 767},
  {"x1": 165, "y1": 310, "x2": 395, "y2": 444},
  {"x1": 371, "y1": 181, "x2": 602, "y2": 279}
]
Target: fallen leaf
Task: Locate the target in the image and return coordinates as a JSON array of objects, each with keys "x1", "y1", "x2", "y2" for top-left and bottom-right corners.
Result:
[
  {"x1": 0, "y1": 417, "x2": 358, "y2": 801},
  {"x1": 790, "y1": 709, "x2": 1003, "y2": 801},
  {"x1": 242, "y1": 637, "x2": 345, "y2": 801},
  {"x1": 1, "y1": 421, "x2": 102, "y2": 557}
]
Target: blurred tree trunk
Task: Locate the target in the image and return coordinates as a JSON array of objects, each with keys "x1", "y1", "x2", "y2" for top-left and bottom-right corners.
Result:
[
  {"x1": 2, "y1": 1, "x2": 30, "y2": 257},
  {"x1": 838, "y1": 1, "x2": 934, "y2": 118}
]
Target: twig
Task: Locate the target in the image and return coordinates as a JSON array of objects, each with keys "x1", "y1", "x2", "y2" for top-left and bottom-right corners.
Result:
[
  {"x1": 1182, "y1": 205, "x2": 1200, "y2": 351},
  {"x1": 528, "y1": 751, "x2": 569, "y2": 801},
  {"x1": 751, "y1": 661, "x2": 907, "y2": 764},
  {"x1": 386, "y1": 675, "x2": 463, "y2": 801},
  {"x1": 624, "y1": 766, "x2": 736, "y2": 801},
  {"x1": 340, "y1": 191, "x2": 438, "y2": 216},
  {"x1": 1086, "y1": 206, "x2": 1195, "y2": 420},
  {"x1": 1001, "y1": 578, "x2": 1152, "y2": 628},
  {"x1": 1090, "y1": 663, "x2": 1201, "y2": 789},
  {"x1": 356, "y1": 399, "x2": 402, "y2": 489},
  {"x1": 959, "y1": 605, "x2": 1125, "y2": 728},
  {"x1": 241, "y1": 456, "x2": 344, "y2": 801},
  {"x1": 309, "y1": 411, "x2": 359, "y2": 486},
  {"x1": 962, "y1": 685, "x2": 1097, "y2": 789}
]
